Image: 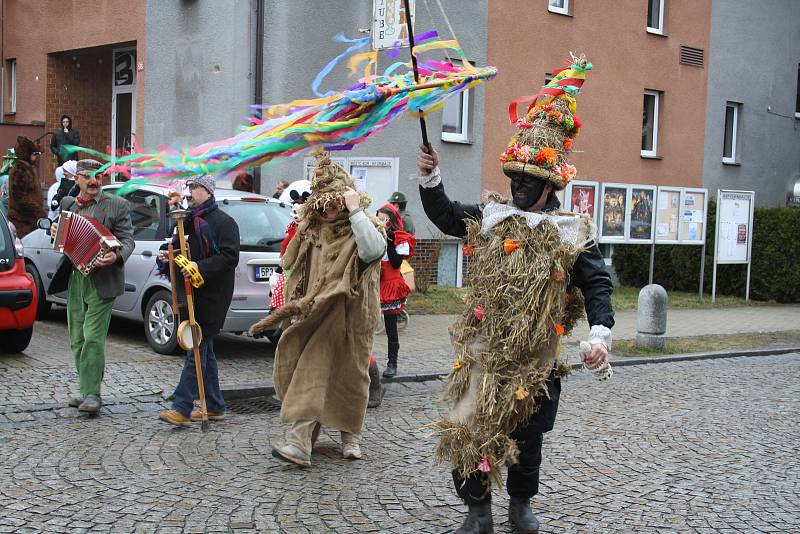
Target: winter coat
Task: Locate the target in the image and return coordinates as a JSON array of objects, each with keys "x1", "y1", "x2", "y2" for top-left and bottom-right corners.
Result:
[
  {"x1": 166, "y1": 203, "x2": 240, "y2": 338},
  {"x1": 50, "y1": 117, "x2": 80, "y2": 166},
  {"x1": 49, "y1": 194, "x2": 135, "y2": 299}
]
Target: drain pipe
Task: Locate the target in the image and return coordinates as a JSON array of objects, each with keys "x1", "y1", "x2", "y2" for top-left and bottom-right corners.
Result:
[{"x1": 253, "y1": 0, "x2": 265, "y2": 193}]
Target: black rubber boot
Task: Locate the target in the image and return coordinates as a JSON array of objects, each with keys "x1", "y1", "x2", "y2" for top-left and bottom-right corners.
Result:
[
  {"x1": 383, "y1": 341, "x2": 399, "y2": 378},
  {"x1": 367, "y1": 360, "x2": 385, "y2": 408},
  {"x1": 455, "y1": 501, "x2": 494, "y2": 534},
  {"x1": 508, "y1": 497, "x2": 539, "y2": 533}
]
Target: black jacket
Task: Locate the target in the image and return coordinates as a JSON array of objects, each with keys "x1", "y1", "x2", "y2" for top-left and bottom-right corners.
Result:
[
  {"x1": 50, "y1": 129, "x2": 80, "y2": 166},
  {"x1": 163, "y1": 205, "x2": 240, "y2": 338},
  {"x1": 420, "y1": 181, "x2": 614, "y2": 329}
]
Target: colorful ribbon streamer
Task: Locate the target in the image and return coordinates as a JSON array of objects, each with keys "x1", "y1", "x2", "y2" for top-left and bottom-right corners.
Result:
[{"x1": 67, "y1": 34, "x2": 497, "y2": 193}]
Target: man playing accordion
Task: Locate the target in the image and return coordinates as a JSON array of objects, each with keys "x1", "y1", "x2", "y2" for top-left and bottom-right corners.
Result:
[{"x1": 49, "y1": 159, "x2": 134, "y2": 414}]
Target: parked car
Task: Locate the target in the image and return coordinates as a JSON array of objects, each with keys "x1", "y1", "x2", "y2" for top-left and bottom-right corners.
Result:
[
  {"x1": 23, "y1": 184, "x2": 291, "y2": 353},
  {"x1": 0, "y1": 214, "x2": 37, "y2": 353}
]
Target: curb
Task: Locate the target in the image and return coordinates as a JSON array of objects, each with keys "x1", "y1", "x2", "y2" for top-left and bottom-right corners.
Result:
[{"x1": 220, "y1": 345, "x2": 800, "y2": 401}]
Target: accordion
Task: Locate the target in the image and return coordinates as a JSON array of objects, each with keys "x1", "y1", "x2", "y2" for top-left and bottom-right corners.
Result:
[{"x1": 54, "y1": 211, "x2": 122, "y2": 275}]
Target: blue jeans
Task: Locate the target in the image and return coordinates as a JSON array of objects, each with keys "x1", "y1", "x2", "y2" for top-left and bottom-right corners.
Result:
[{"x1": 171, "y1": 337, "x2": 226, "y2": 416}]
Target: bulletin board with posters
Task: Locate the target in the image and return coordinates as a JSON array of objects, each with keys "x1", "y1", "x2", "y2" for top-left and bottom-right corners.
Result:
[
  {"x1": 715, "y1": 190, "x2": 754, "y2": 264},
  {"x1": 627, "y1": 184, "x2": 656, "y2": 243},
  {"x1": 599, "y1": 183, "x2": 629, "y2": 243},
  {"x1": 655, "y1": 186, "x2": 682, "y2": 244},
  {"x1": 712, "y1": 189, "x2": 755, "y2": 301},
  {"x1": 680, "y1": 188, "x2": 708, "y2": 245},
  {"x1": 564, "y1": 180, "x2": 599, "y2": 228}
]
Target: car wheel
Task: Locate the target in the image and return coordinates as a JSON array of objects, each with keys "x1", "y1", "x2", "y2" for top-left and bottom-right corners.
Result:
[
  {"x1": 25, "y1": 263, "x2": 51, "y2": 320},
  {"x1": 144, "y1": 290, "x2": 181, "y2": 355},
  {"x1": 2, "y1": 327, "x2": 33, "y2": 353}
]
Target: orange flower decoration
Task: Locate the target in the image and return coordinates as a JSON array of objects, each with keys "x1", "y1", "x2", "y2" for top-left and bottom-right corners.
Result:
[
  {"x1": 553, "y1": 270, "x2": 565, "y2": 282},
  {"x1": 514, "y1": 386, "x2": 530, "y2": 400},
  {"x1": 463, "y1": 244, "x2": 475, "y2": 257},
  {"x1": 563, "y1": 138, "x2": 574, "y2": 151},
  {"x1": 453, "y1": 358, "x2": 463, "y2": 371},
  {"x1": 503, "y1": 239, "x2": 519, "y2": 254},
  {"x1": 534, "y1": 147, "x2": 558, "y2": 167},
  {"x1": 553, "y1": 323, "x2": 566, "y2": 336}
]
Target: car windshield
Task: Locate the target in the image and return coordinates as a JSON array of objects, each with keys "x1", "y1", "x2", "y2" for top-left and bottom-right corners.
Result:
[{"x1": 218, "y1": 200, "x2": 291, "y2": 252}]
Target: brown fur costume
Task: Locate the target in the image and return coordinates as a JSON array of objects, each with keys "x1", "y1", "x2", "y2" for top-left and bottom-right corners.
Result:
[{"x1": 8, "y1": 136, "x2": 45, "y2": 237}]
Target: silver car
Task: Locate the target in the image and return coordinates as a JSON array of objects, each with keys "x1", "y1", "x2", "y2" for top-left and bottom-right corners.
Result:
[{"x1": 23, "y1": 184, "x2": 291, "y2": 353}]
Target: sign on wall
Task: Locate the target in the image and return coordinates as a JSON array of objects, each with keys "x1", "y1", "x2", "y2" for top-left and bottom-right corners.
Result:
[
  {"x1": 564, "y1": 180, "x2": 599, "y2": 228},
  {"x1": 372, "y1": 0, "x2": 415, "y2": 50},
  {"x1": 302, "y1": 156, "x2": 399, "y2": 211}
]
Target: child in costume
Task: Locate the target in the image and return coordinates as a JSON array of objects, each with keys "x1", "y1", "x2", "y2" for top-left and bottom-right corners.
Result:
[
  {"x1": 416, "y1": 55, "x2": 613, "y2": 534},
  {"x1": 250, "y1": 152, "x2": 385, "y2": 467},
  {"x1": 376, "y1": 203, "x2": 416, "y2": 378}
]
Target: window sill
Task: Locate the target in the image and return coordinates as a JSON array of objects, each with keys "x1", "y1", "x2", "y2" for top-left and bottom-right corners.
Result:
[
  {"x1": 441, "y1": 135, "x2": 471, "y2": 145},
  {"x1": 3, "y1": 112, "x2": 16, "y2": 117},
  {"x1": 640, "y1": 154, "x2": 662, "y2": 160},
  {"x1": 547, "y1": 8, "x2": 573, "y2": 17},
  {"x1": 722, "y1": 160, "x2": 741, "y2": 166},
  {"x1": 646, "y1": 28, "x2": 667, "y2": 37}
]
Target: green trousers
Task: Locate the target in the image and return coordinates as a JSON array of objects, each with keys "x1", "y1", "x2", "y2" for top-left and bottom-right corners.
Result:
[{"x1": 67, "y1": 270, "x2": 115, "y2": 396}]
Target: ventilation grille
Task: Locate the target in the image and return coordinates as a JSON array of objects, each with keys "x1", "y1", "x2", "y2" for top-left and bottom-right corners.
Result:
[{"x1": 680, "y1": 45, "x2": 704, "y2": 67}]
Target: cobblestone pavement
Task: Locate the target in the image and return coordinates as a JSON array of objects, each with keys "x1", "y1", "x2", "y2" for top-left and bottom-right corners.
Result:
[
  {"x1": 2, "y1": 304, "x2": 800, "y2": 421},
  {"x1": 1, "y1": 350, "x2": 799, "y2": 533}
]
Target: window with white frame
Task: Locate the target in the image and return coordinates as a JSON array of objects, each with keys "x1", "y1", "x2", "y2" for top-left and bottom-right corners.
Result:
[
  {"x1": 441, "y1": 81, "x2": 470, "y2": 143},
  {"x1": 647, "y1": 0, "x2": 665, "y2": 34},
  {"x1": 7, "y1": 59, "x2": 17, "y2": 114},
  {"x1": 723, "y1": 102, "x2": 740, "y2": 164},
  {"x1": 795, "y1": 63, "x2": 799, "y2": 118},
  {"x1": 641, "y1": 90, "x2": 660, "y2": 157},
  {"x1": 545, "y1": 72, "x2": 554, "y2": 84},
  {"x1": 548, "y1": 0, "x2": 569, "y2": 15}
]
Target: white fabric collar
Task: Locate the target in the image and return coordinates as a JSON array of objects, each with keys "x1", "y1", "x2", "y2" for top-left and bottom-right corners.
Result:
[{"x1": 480, "y1": 201, "x2": 596, "y2": 247}]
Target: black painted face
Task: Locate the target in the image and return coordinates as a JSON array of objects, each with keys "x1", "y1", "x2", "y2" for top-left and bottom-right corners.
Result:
[{"x1": 509, "y1": 173, "x2": 547, "y2": 210}]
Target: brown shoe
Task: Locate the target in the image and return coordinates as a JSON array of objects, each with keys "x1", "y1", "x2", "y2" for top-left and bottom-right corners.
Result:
[
  {"x1": 190, "y1": 411, "x2": 225, "y2": 421},
  {"x1": 159, "y1": 409, "x2": 191, "y2": 427}
]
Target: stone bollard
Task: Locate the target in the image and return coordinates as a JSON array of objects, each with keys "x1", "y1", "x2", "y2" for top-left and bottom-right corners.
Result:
[{"x1": 636, "y1": 284, "x2": 668, "y2": 350}]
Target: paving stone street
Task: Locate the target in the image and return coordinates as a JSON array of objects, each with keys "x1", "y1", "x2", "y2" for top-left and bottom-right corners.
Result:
[{"x1": 1, "y1": 311, "x2": 799, "y2": 532}]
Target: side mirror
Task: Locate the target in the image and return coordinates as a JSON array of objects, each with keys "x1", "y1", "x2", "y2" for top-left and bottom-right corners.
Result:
[{"x1": 37, "y1": 218, "x2": 52, "y2": 231}]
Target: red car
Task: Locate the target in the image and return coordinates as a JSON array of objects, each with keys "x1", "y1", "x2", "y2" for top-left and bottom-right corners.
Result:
[{"x1": 0, "y1": 214, "x2": 36, "y2": 353}]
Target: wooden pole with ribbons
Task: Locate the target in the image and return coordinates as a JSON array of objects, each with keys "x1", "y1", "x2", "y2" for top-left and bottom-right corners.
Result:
[
  {"x1": 403, "y1": 0, "x2": 430, "y2": 149},
  {"x1": 169, "y1": 208, "x2": 210, "y2": 432}
]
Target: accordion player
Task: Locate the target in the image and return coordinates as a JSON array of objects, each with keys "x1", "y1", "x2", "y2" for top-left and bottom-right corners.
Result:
[{"x1": 53, "y1": 211, "x2": 123, "y2": 275}]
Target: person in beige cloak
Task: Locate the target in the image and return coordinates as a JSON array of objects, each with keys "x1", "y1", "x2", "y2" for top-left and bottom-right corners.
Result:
[{"x1": 249, "y1": 152, "x2": 385, "y2": 467}]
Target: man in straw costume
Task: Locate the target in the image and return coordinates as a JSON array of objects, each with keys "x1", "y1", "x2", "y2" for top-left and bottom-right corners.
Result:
[
  {"x1": 415, "y1": 55, "x2": 613, "y2": 533},
  {"x1": 250, "y1": 152, "x2": 386, "y2": 467}
]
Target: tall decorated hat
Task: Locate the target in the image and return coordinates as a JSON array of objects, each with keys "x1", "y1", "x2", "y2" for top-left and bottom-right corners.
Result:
[{"x1": 500, "y1": 53, "x2": 592, "y2": 190}]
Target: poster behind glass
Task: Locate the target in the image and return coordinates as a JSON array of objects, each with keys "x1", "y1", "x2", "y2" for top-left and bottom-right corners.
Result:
[
  {"x1": 628, "y1": 187, "x2": 655, "y2": 241},
  {"x1": 569, "y1": 183, "x2": 597, "y2": 223},
  {"x1": 601, "y1": 185, "x2": 628, "y2": 240}
]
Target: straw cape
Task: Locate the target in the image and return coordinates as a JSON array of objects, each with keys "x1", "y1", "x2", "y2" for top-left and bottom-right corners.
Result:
[
  {"x1": 249, "y1": 152, "x2": 384, "y2": 434},
  {"x1": 432, "y1": 55, "x2": 596, "y2": 487}
]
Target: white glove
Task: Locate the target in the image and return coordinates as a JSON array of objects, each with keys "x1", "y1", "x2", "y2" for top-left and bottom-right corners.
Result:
[
  {"x1": 412, "y1": 166, "x2": 442, "y2": 189},
  {"x1": 579, "y1": 341, "x2": 613, "y2": 381}
]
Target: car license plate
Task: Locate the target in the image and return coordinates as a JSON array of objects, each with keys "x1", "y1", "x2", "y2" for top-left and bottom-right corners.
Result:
[{"x1": 254, "y1": 266, "x2": 275, "y2": 281}]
